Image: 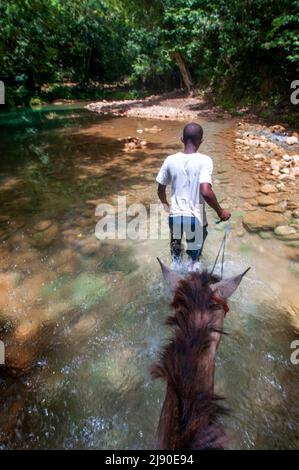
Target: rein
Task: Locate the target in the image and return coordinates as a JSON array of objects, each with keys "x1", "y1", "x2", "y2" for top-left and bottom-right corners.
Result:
[
  {"x1": 210, "y1": 222, "x2": 230, "y2": 315},
  {"x1": 210, "y1": 222, "x2": 230, "y2": 280}
]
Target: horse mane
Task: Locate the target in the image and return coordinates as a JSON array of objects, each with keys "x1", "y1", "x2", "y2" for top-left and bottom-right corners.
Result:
[{"x1": 151, "y1": 270, "x2": 228, "y2": 450}]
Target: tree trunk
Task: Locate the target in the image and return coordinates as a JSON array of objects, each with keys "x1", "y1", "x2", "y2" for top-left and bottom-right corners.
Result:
[{"x1": 174, "y1": 52, "x2": 193, "y2": 92}]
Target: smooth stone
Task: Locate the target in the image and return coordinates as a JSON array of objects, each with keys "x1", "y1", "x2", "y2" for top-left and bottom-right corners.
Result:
[
  {"x1": 254, "y1": 153, "x2": 267, "y2": 160},
  {"x1": 33, "y1": 220, "x2": 53, "y2": 232},
  {"x1": 14, "y1": 321, "x2": 40, "y2": 341},
  {"x1": 258, "y1": 231, "x2": 272, "y2": 239},
  {"x1": 276, "y1": 182, "x2": 286, "y2": 192},
  {"x1": 287, "y1": 202, "x2": 298, "y2": 210},
  {"x1": 243, "y1": 210, "x2": 286, "y2": 232},
  {"x1": 265, "y1": 205, "x2": 285, "y2": 213},
  {"x1": 236, "y1": 231, "x2": 245, "y2": 237},
  {"x1": 69, "y1": 314, "x2": 98, "y2": 337},
  {"x1": 55, "y1": 249, "x2": 80, "y2": 274},
  {"x1": 257, "y1": 195, "x2": 277, "y2": 206},
  {"x1": 292, "y1": 209, "x2": 299, "y2": 219},
  {"x1": 276, "y1": 232, "x2": 299, "y2": 241},
  {"x1": 81, "y1": 240, "x2": 100, "y2": 256},
  {"x1": 286, "y1": 136, "x2": 298, "y2": 145},
  {"x1": 274, "y1": 225, "x2": 297, "y2": 237},
  {"x1": 260, "y1": 184, "x2": 279, "y2": 194},
  {"x1": 29, "y1": 223, "x2": 59, "y2": 248}
]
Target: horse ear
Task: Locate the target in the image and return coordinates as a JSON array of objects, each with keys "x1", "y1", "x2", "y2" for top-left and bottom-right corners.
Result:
[
  {"x1": 210, "y1": 267, "x2": 250, "y2": 299},
  {"x1": 157, "y1": 257, "x2": 183, "y2": 291}
]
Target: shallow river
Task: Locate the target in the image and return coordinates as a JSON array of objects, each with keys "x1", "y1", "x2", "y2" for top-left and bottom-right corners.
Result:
[{"x1": 0, "y1": 104, "x2": 298, "y2": 449}]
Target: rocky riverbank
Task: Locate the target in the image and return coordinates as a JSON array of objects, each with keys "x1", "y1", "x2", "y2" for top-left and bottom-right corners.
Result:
[
  {"x1": 233, "y1": 122, "x2": 299, "y2": 247},
  {"x1": 86, "y1": 91, "x2": 231, "y2": 120}
]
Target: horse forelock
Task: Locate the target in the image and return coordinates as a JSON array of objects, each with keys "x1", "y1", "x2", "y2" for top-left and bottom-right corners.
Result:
[{"x1": 171, "y1": 270, "x2": 220, "y2": 315}]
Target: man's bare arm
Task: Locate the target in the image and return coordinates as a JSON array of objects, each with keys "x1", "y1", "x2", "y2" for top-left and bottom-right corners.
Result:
[
  {"x1": 200, "y1": 183, "x2": 231, "y2": 221},
  {"x1": 157, "y1": 184, "x2": 170, "y2": 211}
]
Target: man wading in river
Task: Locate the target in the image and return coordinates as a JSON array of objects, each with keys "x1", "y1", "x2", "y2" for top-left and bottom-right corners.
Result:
[{"x1": 156, "y1": 122, "x2": 231, "y2": 271}]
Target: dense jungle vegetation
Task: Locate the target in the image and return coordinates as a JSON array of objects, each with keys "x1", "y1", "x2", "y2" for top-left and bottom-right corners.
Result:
[{"x1": 1, "y1": 0, "x2": 298, "y2": 111}]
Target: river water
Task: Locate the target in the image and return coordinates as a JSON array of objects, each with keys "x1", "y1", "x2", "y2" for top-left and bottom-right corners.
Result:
[{"x1": 0, "y1": 104, "x2": 298, "y2": 449}]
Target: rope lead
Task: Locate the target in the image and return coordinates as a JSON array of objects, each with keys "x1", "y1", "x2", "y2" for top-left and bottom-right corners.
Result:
[{"x1": 210, "y1": 222, "x2": 230, "y2": 280}]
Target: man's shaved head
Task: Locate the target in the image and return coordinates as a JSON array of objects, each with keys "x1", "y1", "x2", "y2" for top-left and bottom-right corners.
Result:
[{"x1": 182, "y1": 122, "x2": 203, "y2": 145}]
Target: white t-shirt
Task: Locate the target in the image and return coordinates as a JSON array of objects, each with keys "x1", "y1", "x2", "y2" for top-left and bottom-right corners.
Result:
[{"x1": 156, "y1": 151, "x2": 213, "y2": 225}]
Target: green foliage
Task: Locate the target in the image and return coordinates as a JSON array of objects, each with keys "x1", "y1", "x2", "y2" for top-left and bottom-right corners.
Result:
[
  {"x1": 0, "y1": 0, "x2": 131, "y2": 106},
  {"x1": 0, "y1": 0, "x2": 298, "y2": 107},
  {"x1": 122, "y1": 0, "x2": 298, "y2": 103}
]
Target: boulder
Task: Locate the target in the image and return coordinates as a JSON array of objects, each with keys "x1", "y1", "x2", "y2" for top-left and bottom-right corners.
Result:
[
  {"x1": 257, "y1": 195, "x2": 277, "y2": 206},
  {"x1": 277, "y1": 232, "x2": 299, "y2": 241},
  {"x1": 273, "y1": 225, "x2": 299, "y2": 241},
  {"x1": 270, "y1": 125, "x2": 286, "y2": 133},
  {"x1": 14, "y1": 320, "x2": 40, "y2": 341},
  {"x1": 29, "y1": 223, "x2": 59, "y2": 248},
  {"x1": 243, "y1": 210, "x2": 285, "y2": 232},
  {"x1": 274, "y1": 225, "x2": 297, "y2": 237},
  {"x1": 276, "y1": 182, "x2": 286, "y2": 192},
  {"x1": 260, "y1": 184, "x2": 279, "y2": 194},
  {"x1": 254, "y1": 153, "x2": 266, "y2": 160},
  {"x1": 265, "y1": 205, "x2": 285, "y2": 213},
  {"x1": 286, "y1": 136, "x2": 298, "y2": 145}
]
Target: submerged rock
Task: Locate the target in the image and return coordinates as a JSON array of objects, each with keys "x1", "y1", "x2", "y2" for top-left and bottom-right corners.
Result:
[
  {"x1": 68, "y1": 314, "x2": 98, "y2": 339},
  {"x1": 258, "y1": 231, "x2": 272, "y2": 239},
  {"x1": 14, "y1": 320, "x2": 40, "y2": 341},
  {"x1": 29, "y1": 223, "x2": 59, "y2": 248},
  {"x1": 285, "y1": 240, "x2": 299, "y2": 248},
  {"x1": 33, "y1": 220, "x2": 53, "y2": 232},
  {"x1": 122, "y1": 136, "x2": 147, "y2": 152}
]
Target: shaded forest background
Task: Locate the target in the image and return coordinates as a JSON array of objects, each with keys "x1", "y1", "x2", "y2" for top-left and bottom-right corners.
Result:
[{"x1": 1, "y1": 0, "x2": 298, "y2": 113}]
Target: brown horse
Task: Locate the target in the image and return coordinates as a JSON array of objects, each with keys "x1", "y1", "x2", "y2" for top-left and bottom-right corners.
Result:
[{"x1": 151, "y1": 258, "x2": 250, "y2": 450}]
